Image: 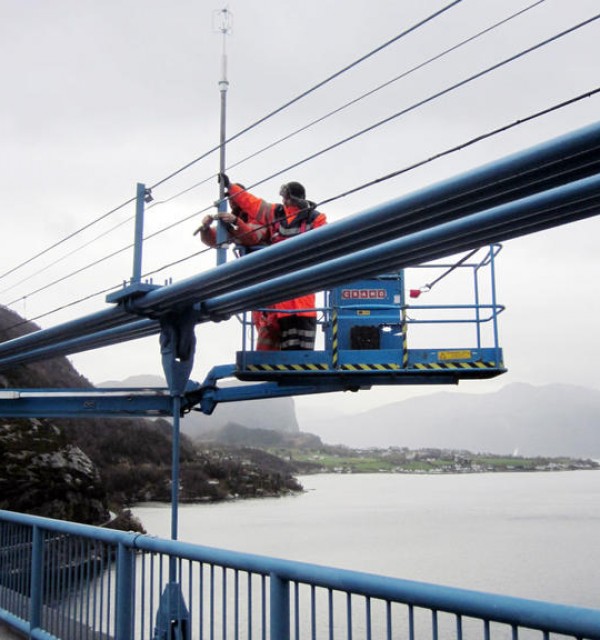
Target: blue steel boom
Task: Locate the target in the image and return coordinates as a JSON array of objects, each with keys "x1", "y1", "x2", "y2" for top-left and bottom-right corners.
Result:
[{"x1": 0, "y1": 121, "x2": 599, "y2": 417}]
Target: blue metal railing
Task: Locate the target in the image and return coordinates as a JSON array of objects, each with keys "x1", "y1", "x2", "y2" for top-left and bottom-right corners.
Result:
[
  {"x1": 403, "y1": 244, "x2": 504, "y2": 353},
  {"x1": 2, "y1": 509, "x2": 600, "y2": 640}
]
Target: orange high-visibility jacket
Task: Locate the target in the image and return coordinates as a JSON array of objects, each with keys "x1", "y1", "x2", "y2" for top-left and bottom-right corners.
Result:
[{"x1": 229, "y1": 184, "x2": 327, "y2": 318}]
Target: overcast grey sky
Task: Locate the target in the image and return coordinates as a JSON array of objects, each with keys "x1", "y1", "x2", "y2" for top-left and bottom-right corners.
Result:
[{"x1": 1, "y1": 0, "x2": 599, "y2": 418}]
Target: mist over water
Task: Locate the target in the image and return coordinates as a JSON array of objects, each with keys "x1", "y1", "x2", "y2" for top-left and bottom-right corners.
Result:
[{"x1": 133, "y1": 470, "x2": 600, "y2": 609}]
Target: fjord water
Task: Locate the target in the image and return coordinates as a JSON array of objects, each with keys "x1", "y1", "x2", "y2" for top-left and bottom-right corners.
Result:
[{"x1": 133, "y1": 470, "x2": 600, "y2": 609}]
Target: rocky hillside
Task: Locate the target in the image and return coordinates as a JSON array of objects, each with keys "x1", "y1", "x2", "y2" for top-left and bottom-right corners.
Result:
[
  {"x1": 0, "y1": 417, "x2": 109, "y2": 524},
  {"x1": 0, "y1": 306, "x2": 302, "y2": 525}
]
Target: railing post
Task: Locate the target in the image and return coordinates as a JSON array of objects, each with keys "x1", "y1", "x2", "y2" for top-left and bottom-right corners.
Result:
[
  {"x1": 270, "y1": 573, "x2": 290, "y2": 640},
  {"x1": 489, "y1": 244, "x2": 501, "y2": 365},
  {"x1": 473, "y1": 258, "x2": 482, "y2": 351},
  {"x1": 115, "y1": 542, "x2": 135, "y2": 640},
  {"x1": 29, "y1": 526, "x2": 43, "y2": 633}
]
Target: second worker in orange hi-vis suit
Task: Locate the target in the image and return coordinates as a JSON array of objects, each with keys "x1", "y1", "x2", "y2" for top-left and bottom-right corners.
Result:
[
  {"x1": 227, "y1": 178, "x2": 327, "y2": 351},
  {"x1": 196, "y1": 178, "x2": 279, "y2": 350}
]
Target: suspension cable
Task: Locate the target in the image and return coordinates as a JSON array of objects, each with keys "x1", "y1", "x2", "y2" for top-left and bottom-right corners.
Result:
[
  {"x1": 0, "y1": 192, "x2": 174, "y2": 297},
  {"x1": 148, "y1": 0, "x2": 465, "y2": 191},
  {"x1": 103, "y1": 0, "x2": 545, "y2": 221},
  {"x1": 4, "y1": 84, "x2": 598, "y2": 332},
  {"x1": 232, "y1": 12, "x2": 600, "y2": 198},
  {"x1": 0, "y1": 215, "x2": 135, "y2": 297},
  {"x1": 5, "y1": 10, "x2": 598, "y2": 316},
  {"x1": 0, "y1": 196, "x2": 136, "y2": 284},
  {"x1": 0, "y1": 1, "x2": 463, "y2": 291},
  {"x1": 146, "y1": 86, "x2": 600, "y2": 273},
  {"x1": 222, "y1": 0, "x2": 548, "y2": 180},
  {"x1": 8, "y1": 80, "x2": 597, "y2": 315},
  {"x1": 315, "y1": 87, "x2": 600, "y2": 207}
]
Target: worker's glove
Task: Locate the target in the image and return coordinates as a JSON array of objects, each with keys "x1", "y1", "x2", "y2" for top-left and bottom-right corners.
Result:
[{"x1": 218, "y1": 173, "x2": 231, "y2": 188}]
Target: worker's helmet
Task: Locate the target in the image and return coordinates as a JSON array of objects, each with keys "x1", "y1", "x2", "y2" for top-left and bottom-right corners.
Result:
[{"x1": 280, "y1": 181, "x2": 306, "y2": 200}]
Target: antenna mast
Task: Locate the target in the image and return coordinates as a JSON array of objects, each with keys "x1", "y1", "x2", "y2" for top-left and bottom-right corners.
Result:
[{"x1": 213, "y1": 7, "x2": 233, "y2": 265}]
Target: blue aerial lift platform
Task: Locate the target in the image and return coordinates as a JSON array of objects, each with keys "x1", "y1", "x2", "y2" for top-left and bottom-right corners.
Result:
[
  {"x1": 189, "y1": 244, "x2": 505, "y2": 415},
  {"x1": 235, "y1": 268, "x2": 503, "y2": 384}
]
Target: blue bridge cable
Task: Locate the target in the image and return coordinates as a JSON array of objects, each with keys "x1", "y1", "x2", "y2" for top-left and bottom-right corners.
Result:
[
  {"x1": 0, "y1": 119, "x2": 600, "y2": 368},
  {"x1": 0, "y1": 0, "x2": 464, "y2": 289},
  {"x1": 146, "y1": 177, "x2": 600, "y2": 319},
  {"x1": 2, "y1": 86, "x2": 599, "y2": 336},
  {"x1": 0, "y1": 173, "x2": 599, "y2": 370}
]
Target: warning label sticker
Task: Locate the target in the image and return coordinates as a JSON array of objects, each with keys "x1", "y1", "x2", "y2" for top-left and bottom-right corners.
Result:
[
  {"x1": 438, "y1": 350, "x2": 472, "y2": 361},
  {"x1": 341, "y1": 289, "x2": 387, "y2": 300}
]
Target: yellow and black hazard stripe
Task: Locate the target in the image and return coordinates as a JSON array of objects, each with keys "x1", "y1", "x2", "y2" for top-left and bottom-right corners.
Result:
[
  {"x1": 332, "y1": 308, "x2": 339, "y2": 369},
  {"x1": 401, "y1": 307, "x2": 408, "y2": 368},
  {"x1": 246, "y1": 363, "x2": 330, "y2": 372},
  {"x1": 412, "y1": 361, "x2": 502, "y2": 371},
  {"x1": 340, "y1": 363, "x2": 402, "y2": 371}
]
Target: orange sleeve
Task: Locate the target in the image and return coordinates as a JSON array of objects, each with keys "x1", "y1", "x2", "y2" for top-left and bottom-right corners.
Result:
[
  {"x1": 228, "y1": 184, "x2": 267, "y2": 222},
  {"x1": 200, "y1": 226, "x2": 217, "y2": 247},
  {"x1": 313, "y1": 212, "x2": 327, "y2": 229}
]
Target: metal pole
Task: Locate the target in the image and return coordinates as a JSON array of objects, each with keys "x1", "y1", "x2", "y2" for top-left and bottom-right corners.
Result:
[
  {"x1": 171, "y1": 396, "x2": 181, "y2": 541},
  {"x1": 170, "y1": 395, "x2": 181, "y2": 581},
  {"x1": 132, "y1": 182, "x2": 147, "y2": 284},
  {"x1": 215, "y1": 8, "x2": 232, "y2": 265}
]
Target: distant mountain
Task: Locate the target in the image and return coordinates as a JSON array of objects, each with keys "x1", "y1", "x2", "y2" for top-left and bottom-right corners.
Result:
[
  {"x1": 98, "y1": 374, "x2": 300, "y2": 440},
  {"x1": 99, "y1": 374, "x2": 167, "y2": 389},
  {"x1": 301, "y1": 383, "x2": 600, "y2": 458},
  {"x1": 194, "y1": 422, "x2": 322, "y2": 449}
]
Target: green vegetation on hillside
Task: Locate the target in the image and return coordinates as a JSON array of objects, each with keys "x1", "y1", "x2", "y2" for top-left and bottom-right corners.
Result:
[{"x1": 273, "y1": 445, "x2": 600, "y2": 474}]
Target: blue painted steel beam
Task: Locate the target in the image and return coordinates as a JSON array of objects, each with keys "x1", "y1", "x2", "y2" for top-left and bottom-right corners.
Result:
[
  {"x1": 201, "y1": 173, "x2": 600, "y2": 316},
  {"x1": 4, "y1": 161, "x2": 595, "y2": 366},
  {"x1": 129, "y1": 122, "x2": 600, "y2": 317},
  {"x1": 0, "y1": 306, "x2": 138, "y2": 359},
  {"x1": 0, "y1": 318, "x2": 158, "y2": 367},
  {"x1": 0, "y1": 375, "x2": 456, "y2": 417},
  {"x1": 0, "y1": 388, "x2": 175, "y2": 417},
  {"x1": 0, "y1": 121, "x2": 599, "y2": 368}
]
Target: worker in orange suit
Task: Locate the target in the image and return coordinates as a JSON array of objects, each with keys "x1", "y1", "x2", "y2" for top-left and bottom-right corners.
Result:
[
  {"x1": 226, "y1": 176, "x2": 327, "y2": 350},
  {"x1": 196, "y1": 178, "x2": 278, "y2": 350}
]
